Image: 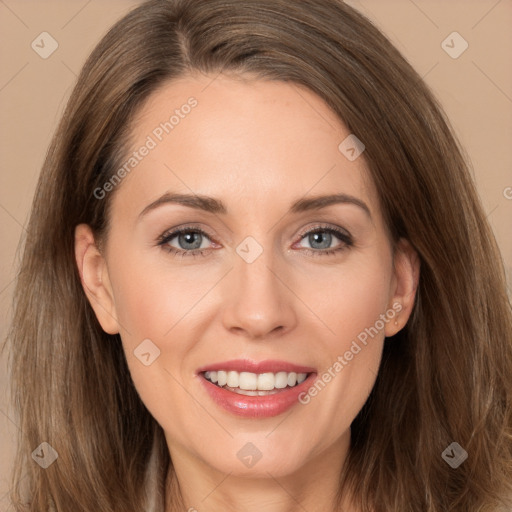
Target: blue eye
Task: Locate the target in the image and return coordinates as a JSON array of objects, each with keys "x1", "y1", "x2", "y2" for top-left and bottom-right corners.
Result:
[
  {"x1": 157, "y1": 227, "x2": 213, "y2": 259},
  {"x1": 295, "y1": 226, "x2": 353, "y2": 257},
  {"x1": 157, "y1": 224, "x2": 353, "y2": 259}
]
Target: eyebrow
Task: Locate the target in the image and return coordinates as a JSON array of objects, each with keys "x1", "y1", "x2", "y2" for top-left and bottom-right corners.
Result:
[{"x1": 138, "y1": 192, "x2": 371, "y2": 219}]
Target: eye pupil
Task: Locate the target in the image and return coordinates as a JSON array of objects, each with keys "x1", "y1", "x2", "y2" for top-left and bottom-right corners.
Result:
[
  {"x1": 310, "y1": 232, "x2": 332, "y2": 249},
  {"x1": 179, "y1": 232, "x2": 202, "y2": 250}
]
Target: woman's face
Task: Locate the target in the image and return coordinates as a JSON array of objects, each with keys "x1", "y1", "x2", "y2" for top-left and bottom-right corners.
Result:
[{"x1": 76, "y1": 73, "x2": 418, "y2": 480}]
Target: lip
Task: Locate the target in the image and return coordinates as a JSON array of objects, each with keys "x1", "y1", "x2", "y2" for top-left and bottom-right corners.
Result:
[
  {"x1": 196, "y1": 359, "x2": 316, "y2": 374},
  {"x1": 196, "y1": 359, "x2": 317, "y2": 418}
]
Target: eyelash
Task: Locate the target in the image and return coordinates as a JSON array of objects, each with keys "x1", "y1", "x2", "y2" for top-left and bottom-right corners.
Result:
[{"x1": 156, "y1": 224, "x2": 354, "y2": 259}]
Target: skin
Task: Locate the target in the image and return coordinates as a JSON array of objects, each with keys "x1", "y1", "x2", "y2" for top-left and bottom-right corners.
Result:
[{"x1": 75, "y1": 72, "x2": 419, "y2": 512}]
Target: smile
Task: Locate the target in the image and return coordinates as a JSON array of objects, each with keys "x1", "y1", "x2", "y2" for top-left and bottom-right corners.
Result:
[
  {"x1": 197, "y1": 359, "x2": 317, "y2": 417},
  {"x1": 203, "y1": 370, "x2": 309, "y2": 395}
]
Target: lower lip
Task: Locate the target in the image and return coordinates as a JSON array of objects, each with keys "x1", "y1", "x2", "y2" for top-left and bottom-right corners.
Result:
[{"x1": 198, "y1": 373, "x2": 317, "y2": 418}]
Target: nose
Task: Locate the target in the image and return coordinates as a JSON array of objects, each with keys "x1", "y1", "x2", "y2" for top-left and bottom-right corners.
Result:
[{"x1": 221, "y1": 243, "x2": 298, "y2": 340}]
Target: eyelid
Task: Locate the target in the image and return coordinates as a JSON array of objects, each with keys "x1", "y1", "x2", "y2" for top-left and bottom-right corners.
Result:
[
  {"x1": 295, "y1": 223, "x2": 351, "y2": 240},
  {"x1": 291, "y1": 224, "x2": 354, "y2": 254},
  {"x1": 157, "y1": 224, "x2": 218, "y2": 248}
]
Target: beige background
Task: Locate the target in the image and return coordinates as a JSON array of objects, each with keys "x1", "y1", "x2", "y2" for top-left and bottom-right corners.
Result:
[{"x1": 0, "y1": 0, "x2": 511, "y2": 507}]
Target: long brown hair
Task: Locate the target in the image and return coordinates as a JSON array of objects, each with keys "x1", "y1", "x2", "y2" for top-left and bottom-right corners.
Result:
[{"x1": 4, "y1": 0, "x2": 512, "y2": 510}]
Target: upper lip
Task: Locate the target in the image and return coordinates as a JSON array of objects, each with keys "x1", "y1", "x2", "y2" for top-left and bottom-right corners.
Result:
[{"x1": 197, "y1": 359, "x2": 316, "y2": 374}]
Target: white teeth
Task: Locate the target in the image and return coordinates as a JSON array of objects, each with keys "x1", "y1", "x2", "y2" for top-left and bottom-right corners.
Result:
[
  {"x1": 257, "y1": 372, "x2": 275, "y2": 390},
  {"x1": 217, "y1": 370, "x2": 227, "y2": 387},
  {"x1": 275, "y1": 372, "x2": 288, "y2": 389},
  {"x1": 297, "y1": 373, "x2": 307, "y2": 384},
  {"x1": 203, "y1": 370, "x2": 310, "y2": 391},
  {"x1": 226, "y1": 371, "x2": 238, "y2": 388},
  {"x1": 204, "y1": 371, "x2": 218, "y2": 383},
  {"x1": 239, "y1": 372, "x2": 258, "y2": 390}
]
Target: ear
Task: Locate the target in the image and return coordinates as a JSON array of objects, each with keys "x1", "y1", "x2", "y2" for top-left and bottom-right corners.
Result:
[
  {"x1": 74, "y1": 223, "x2": 120, "y2": 334},
  {"x1": 384, "y1": 238, "x2": 420, "y2": 337}
]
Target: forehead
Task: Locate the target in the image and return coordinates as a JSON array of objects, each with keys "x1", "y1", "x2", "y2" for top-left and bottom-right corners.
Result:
[{"x1": 108, "y1": 72, "x2": 378, "y2": 223}]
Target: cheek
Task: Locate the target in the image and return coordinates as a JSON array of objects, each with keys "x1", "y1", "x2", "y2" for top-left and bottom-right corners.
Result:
[
  {"x1": 108, "y1": 248, "x2": 215, "y2": 342},
  {"x1": 299, "y1": 252, "x2": 392, "y2": 416},
  {"x1": 104, "y1": 250, "x2": 218, "y2": 415},
  {"x1": 108, "y1": 264, "x2": 191, "y2": 427},
  {"x1": 307, "y1": 251, "x2": 393, "y2": 346}
]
